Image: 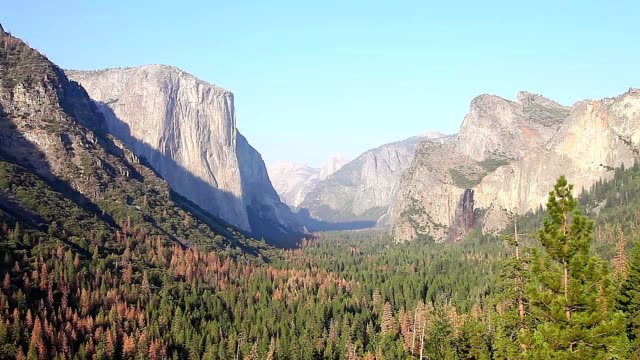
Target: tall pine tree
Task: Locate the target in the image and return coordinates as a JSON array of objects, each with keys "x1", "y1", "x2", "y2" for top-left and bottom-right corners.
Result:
[
  {"x1": 522, "y1": 176, "x2": 629, "y2": 358},
  {"x1": 618, "y1": 241, "x2": 640, "y2": 358},
  {"x1": 494, "y1": 220, "x2": 530, "y2": 359}
]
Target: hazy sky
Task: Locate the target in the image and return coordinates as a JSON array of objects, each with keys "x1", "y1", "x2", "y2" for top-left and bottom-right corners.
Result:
[{"x1": 4, "y1": 1, "x2": 639, "y2": 166}]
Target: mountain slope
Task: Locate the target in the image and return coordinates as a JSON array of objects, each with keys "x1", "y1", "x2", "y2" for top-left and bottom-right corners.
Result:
[
  {"x1": 391, "y1": 89, "x2": 640, "y2": 243},
  {"x1": 268, "y1": 162, "x2": 320, "y2": 207},
  {"x1": 267, "y1": 156, "x2": 349, "y2": 207},
  {"x1": 299, "y1": 132, "x2": 447, "y2": 228},
  {"x1": 66, "y1": 66, "x2": 300, "y2": 243},
  {"x1": 0, "y1": 24, "x2": 264, "y2": 252}
]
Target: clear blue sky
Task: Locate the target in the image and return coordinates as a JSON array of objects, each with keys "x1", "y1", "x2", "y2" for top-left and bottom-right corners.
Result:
[{"x1": 3, "y1": 1, "x2": 639, "y2": 166}]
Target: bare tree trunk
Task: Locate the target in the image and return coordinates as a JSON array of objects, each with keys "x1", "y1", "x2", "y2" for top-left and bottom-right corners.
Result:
[
  {"x1": 564, "y1": 258, "x2": 570, "y2": 320},
  {"x1": 419, "y1": 320, "x2": 426, "y2": 360},
  {"x1": 411, "y1": 308, "x2": 417, "y2": 354},
  {"x1": 562, "y1": 208, "x2": 572, "y2": 352},
  {"x1": 515, "y1": 221, "x2": 525, "y2": 322}
]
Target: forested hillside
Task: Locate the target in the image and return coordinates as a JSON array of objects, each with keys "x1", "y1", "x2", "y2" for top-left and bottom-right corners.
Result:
[
  {"x1": 516, "y1": 163, "x2": 640, "y2": 260},
  {"x1": 1, "y1": 20, "x2": 639, "y2": 360},
  {"x1": 2, "y1": 171, "x2": 639, "y2": 358}
]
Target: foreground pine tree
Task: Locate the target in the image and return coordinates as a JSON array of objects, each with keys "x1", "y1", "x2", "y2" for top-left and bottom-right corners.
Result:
[
  {"x1": 493, "y1": 220, "x2": 530, "y2": 360},
  {"x1": 618, "y1": 241, "x2": 640, "y2": 358},
  {"x1": 523, "y1": 176, "x2": 629, "y2": 358}
]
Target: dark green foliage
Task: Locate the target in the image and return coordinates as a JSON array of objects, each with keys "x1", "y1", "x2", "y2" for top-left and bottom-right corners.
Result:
[
  {"x1": 522, "y1": 176, "x2": 629, "y2": 358},
  {"x1": 516, "y1": 163, "x2": 640, "y2": 261},
  {"x1": 2, "y1": 25, "x2": 640, "y2": 358},
  {"x1": 618, "y1": 241, "x2": 640, "y2": 357}
]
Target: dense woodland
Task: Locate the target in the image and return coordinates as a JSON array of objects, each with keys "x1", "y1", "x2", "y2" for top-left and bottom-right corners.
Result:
[
  {"x1": 1, "y1": 19, "x2": 639, "y2": 360},
  {"x1": 1, "y1": 157, "x2": 640, "y2": 359}
]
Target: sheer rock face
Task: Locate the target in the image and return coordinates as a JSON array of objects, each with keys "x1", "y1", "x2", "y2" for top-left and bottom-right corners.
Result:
[
  {"x1": 390, "y1": 141, "x2": 470, "y2": 241},
  {"x1": 455, "y1": 92, "x2": 569, "y2": 162},
  {"x1": 0, "y1": 27, "x2": 252, "y2": 248},
  {"x1": 67, "y1": 66, "x2": 299, "y2": 237},
  {"x1": 392, "y1": 89, "x2": 640, "y2": 243},
  {"x1": 476, "y1": 90, "x2": 640, "y2": 233},
  {"x1": 448, "y1": 189, "x2": 477, "y2": 243},
  {"x1": 299, "y1": 133, "x2": 448, "y2": 224}
]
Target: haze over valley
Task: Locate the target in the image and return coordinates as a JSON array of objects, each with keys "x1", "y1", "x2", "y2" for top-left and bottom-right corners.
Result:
[{"x1": 1, "y1": 2, "x2": 640, "y2": 358}]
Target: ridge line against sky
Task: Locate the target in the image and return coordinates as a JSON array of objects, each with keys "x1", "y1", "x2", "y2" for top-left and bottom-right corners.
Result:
[{"x1": 4, "y1": 0, "x2": 639, "y2": 167}]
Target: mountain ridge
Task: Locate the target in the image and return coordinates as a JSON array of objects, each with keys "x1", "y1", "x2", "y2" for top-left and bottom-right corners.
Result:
[
  {"x1": 296, "y1": 131, "x2": 448, "y2": 229},
  {"x1": 391, "y1": 88, "x2": 640, "y2": 243},
  {"x1": 267, "y1": 156, "x2": 349, "y2": 207},
  {"x1": 66, "y1": 65, "x2": 301, "y2": 243},
  {"x1": 0, "y1": 25, "x2": 270, "y2": 250}
]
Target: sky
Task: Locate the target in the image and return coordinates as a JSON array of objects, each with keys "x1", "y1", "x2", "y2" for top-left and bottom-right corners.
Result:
[{"x1": 3, "y1": 1, "x2": 640, "y2": 167}]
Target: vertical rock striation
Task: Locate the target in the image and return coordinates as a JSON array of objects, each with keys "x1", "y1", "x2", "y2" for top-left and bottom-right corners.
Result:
[
  {"x1": 447, "y1": 189, "x2": 477, "y2": 243},
  {"x1": 391, "y1": 90, "x2": 640, "y2": 243},
  {"x1": 298, "y1": 133, "x2": 448, "y2": 227},
  {"x1": 67, "y1": 66, "x2": 300, "y2": 242}
]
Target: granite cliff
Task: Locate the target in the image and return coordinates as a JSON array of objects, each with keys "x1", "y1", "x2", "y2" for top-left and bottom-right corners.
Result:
[
  {"x1": 67, "y1": 66, "x2": 300, "y2": 242},
  {"x1": 391, "y1": 90, "x2": 640, "y2": 243},
  {"x1": 0, "y1": 25, "x2": 266, "y2": 250},
  {"x1": 298, "y1": 132, "x2": 448, "y2": 228}
]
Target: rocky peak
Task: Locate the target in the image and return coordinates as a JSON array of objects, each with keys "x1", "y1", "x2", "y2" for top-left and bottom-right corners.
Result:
[
  {"x1": 392, "y1": 88, "x2": 640, "y2": 243},
  {"x1": 299, "y1": 135, "x2": 428, "y2": 229},
  {"x1": 0, "y1": 27, "x2": 276, "y2": 251},
  {"x1": 67, "y1": 66, "x2": 301, "y2": 243},
  {"x1": 420, "y1": 131, "x2": 448, "y2": 139},
  {"x1": 516, "y1": 91, "x2": 562, "y2": 107},
  {"x1": 456, "y1": 92, "x2": 567, "y2": 162},
  {"x1": 0, "y1": 23, "x2": 5, "y2": 35},
  {"x1": 319, "y1": 155, "x2": 349, "y2": 180}
]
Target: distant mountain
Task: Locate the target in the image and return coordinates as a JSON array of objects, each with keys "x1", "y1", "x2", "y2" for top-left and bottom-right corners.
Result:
[
  {"x1": 297, "y1": 132, "x2": 448, "y2": 229},
  {"x1": 67, "y1": 66, "x2": 301, "y2": 244},
  {"x1": 267, "y1": 156, "x2": 349, "y2": 207},
  {"x1": 319, "y1": 155, "x2": 350, "y2": 180},
  {"x1": 391, "y1": 90, "x2": 640, "y2": 243}
]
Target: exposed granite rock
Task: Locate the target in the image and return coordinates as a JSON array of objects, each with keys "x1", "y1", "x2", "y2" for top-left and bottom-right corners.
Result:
[
  {"x1": 455, "y1": 93, "x2": 568, "y2": 162},
  {"x1": 475, "y1": 89, "x2": 640, "y2": 232},
  {"x1": 267, "y1": 156, "x2": 348, "y2": 208},
  {"x1": 67, "y1": 66, "x2": 300, "y2": 241},
  {"x1": 0, "y1": 27, "x2": 257, "y2": 249},
  {"x1": 268, "y1": 162, "x2": 320, "y2": 207},
  {"x1": 300, "y1": 132, "x2": 448, "y2": 225},
  {"x1": 318, "y1": 155, "x2": 349, "y2": 180},
  {"x1": 390, "y1": 141, "x2": 469, "y2": 241},
  {"x1": 447, "y1": 189, "x2": 478, "y2": 243},
  {"x1": 391, "y1": 89, "x2": 640, "y2": 243}
]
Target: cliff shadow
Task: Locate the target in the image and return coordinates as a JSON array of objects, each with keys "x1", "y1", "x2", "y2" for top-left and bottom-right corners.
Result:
[
  {"x1": 93, "y1": 101, "x2": 303, "y2": 248},
  {"x1": 0, "y1": 103, "x2": 119, "y2": 239},
  {"x1": 293, "y1": 208, "x2": 377, "y2": 232}
]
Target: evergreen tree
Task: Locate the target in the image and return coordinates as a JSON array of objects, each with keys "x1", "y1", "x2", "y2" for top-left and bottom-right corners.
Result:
[
  {"x1": 494, "y1": 220, "x2": 530, "y2": 359},
  {"x1": 618, "y1": 241, "x2": 640, "y2": 358},
  {"x1": 524, "y1": 176, "x2": 629, "y2": 358}
]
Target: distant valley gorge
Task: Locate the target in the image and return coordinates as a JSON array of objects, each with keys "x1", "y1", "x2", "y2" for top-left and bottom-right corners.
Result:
[{"x1": 266, "y1": 88, "x2": 640, "y2": 244}]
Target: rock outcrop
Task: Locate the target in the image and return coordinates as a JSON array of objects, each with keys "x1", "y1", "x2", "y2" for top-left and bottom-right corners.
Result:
[
  {"x1": 391, "y1": 89, "x2": 640, "y2": 243},
  {"x1": 475, "y1": 90, "x2": 640, "y2": 233},
  {"x1": 0, "y1": 26, "x2": 262, "y2": 250},
  {"x1": 299, "y1": 132, "x2": 448, "y2": 227},
  {"x1": 318, "y1": 155, "x2": 350, "y2": 180},
  {"x1": 455, "y1": 92, "x2": 569, "y2": 162},
  {"x1": 67, "y1": 66, "x2": 300, "y2": 242}
]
